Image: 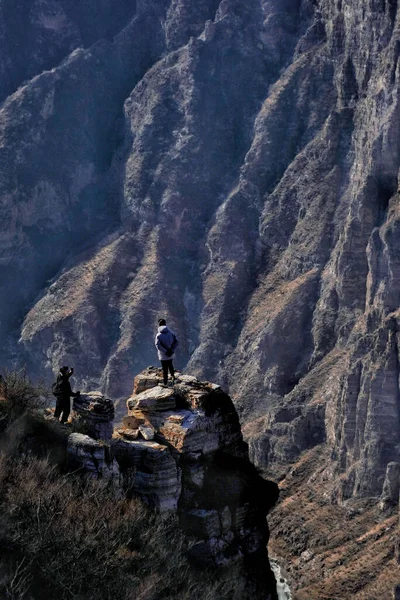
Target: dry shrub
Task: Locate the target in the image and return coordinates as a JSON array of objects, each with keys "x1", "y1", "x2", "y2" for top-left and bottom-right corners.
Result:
[
  {"x1": 0, "y1": 369, "x2": 50, "y2": 428},
  {"x1": 0, "y1": 373, "x2": 240, "y2": 600},
  {"x1": 0, "y1": 453, "x2": 236, "y2": 600}
]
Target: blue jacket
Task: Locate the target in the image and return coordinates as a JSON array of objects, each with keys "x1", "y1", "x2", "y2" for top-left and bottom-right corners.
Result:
[{"x1": 155, "y1": 325, "x2": 178, "y2": 361}]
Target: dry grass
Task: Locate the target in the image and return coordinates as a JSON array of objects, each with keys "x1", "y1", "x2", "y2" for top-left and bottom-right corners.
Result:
[
  {"x1": 244, "y1": 268, "x2": 319, "y2": 337},
  {"x1": 0, "y1": 369, "x2": 50, "y2": 429},
  {"x1": 0, "y1": 371, "x2": 241, "y2": 600},
  {"x1": 268, "y1": 446, "x2": 400, "y2": 600},
  {"x1": 0, "y1": 447, "x2": 241, "y2": 600},
  {"x1": 1, "y1": 454, "x2": 198, "y2": 600}
]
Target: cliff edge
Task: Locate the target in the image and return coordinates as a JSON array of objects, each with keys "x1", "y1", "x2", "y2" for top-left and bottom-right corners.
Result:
[{"x1": 67, "y1": 368, "x2": 279, "y2": 599}]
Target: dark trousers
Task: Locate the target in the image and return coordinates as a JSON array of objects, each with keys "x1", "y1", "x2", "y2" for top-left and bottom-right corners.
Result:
[
  {"x1": 54, "y1": 396, "x2": 71, "y2": 423},
  {"x1": 161, "y1": 360, "x2": 175, "y2": 385}
]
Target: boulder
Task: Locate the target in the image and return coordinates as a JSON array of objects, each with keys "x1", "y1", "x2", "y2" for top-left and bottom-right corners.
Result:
[
  {"x1": 72, "y1": 392, "x2": 114, "y2": 442},
  {"x1": 111, "y1": 437, "x2": 181, "y2": 511},
  {"x1": 116, "y1": 428, "x2": 140, "y2": 440},
  {"x1": 139, "y1": 425, "x2": 155, "y2": 441},
  {"x1": 67, "y1": 433, "x2": 117, "y2": 482},
  {"x1": 133, "y1": 367, "x2": 163, "y2": 394},
  {"x1": 127, "y1": 386, "x2": 176, "y2": 414},
  {"x1": 132, "y1": 368, "x2": 188, "y2": 395},
  {"x1": 114, "y1": 368, "x2": 279, "y2": 573}
]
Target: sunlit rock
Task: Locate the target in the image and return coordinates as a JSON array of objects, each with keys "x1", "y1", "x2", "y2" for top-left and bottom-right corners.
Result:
[{"x1": 72, "y1": 391, "x2": 114, "y2": 442}]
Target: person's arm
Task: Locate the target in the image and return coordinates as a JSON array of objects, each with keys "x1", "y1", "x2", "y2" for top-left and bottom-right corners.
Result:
[
  {"x1": 66, "y1": 368, "x2": 80, "y2": 396},
  {"x1": 171, "y1": 333, "x2": 178, "y2": 351},
  {"x1": 156, "y1": 334, "x2": 169, "y2": 353}
]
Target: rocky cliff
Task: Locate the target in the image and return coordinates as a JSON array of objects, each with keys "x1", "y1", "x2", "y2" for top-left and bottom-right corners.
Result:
[
  {"x1": 67, "y1": 369, "x2": 279, "y2": 599},
  {"x1": 2, "y1": 0, "x2": 400, "y2": 595}
]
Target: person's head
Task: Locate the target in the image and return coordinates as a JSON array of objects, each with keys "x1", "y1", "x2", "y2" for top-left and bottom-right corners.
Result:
[
  {"x1": 60, "y1": 366, "x2": 69, "y2": 375},
  {"x1": 158, "y1": 318, "x2": 166, "y2": 327}
]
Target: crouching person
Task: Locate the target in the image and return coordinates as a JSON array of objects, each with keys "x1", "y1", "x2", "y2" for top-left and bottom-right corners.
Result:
[{"x1": 52, "y1": 366, "x2": 80, "y2": 424}]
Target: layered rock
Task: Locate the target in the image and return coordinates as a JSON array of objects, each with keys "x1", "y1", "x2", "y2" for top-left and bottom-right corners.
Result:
[
  {"x1": 112, "y1": 436, "x2": 181, "y2": 510},
  {"x1": 113, "y1": 368, "x2": 279, "y2": 580},
  {"x1": 72, "y1": 391, "x2": 114, "y2": 442},
  {"x1": 65, "y1": 368, "x2": 278, "y2": 596},
  {"x1": 67, "y1": 432, "x2": 117, "y2": 480},
  {"x1": 1, "y1": 6, "x2": 400, "y2": 595}
]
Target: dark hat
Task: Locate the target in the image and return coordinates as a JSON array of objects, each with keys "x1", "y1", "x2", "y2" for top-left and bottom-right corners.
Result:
[
  {"x1": 158, "y1": 318, "x2": 166, "y2": 326},
  {"x1": 60, "y1": 366, "x2": 69, "y2": 374}
]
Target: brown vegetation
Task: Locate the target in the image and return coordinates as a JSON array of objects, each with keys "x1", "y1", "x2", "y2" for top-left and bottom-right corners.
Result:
[
  {"x1": 0, "y1": 372, "x2": 242, "y2": 600},
  {"x1": 0, "y1": 454, "x2": 239, "y2": 600},
  {"x1": 0, "y1": 369, "x2": 49, "y2": 429},
  {"x1": 268, "y1": 446, "x2": 399, "y2": 600}
]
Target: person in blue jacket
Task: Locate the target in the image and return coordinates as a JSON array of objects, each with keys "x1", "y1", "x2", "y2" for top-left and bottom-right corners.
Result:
[{"x1": 155, "y1": 319, "x2": 179, "y2": 386}]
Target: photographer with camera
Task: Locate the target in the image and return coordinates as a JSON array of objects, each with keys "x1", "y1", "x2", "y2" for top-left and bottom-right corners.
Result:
[{"x1": 52, "y1": 366, "x2": 80, "y2": 424}]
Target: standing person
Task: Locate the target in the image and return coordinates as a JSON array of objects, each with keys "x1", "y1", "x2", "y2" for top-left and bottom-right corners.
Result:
[
  {"x1": 52, "y1": 366, "x2": 80, "y2": 424},
  {"x1": 155, "y1": 319, "x2": 178, "y2": 386}
]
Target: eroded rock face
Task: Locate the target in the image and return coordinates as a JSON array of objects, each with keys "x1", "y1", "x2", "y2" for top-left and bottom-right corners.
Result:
[
  {"x1": 72, "y1": 391, "x2": 114, "y2": 442},
  {"x1": 62, "y1": 370, "x2": 279, "y2": 596},
  {"x1": 65, "y1": 369, "x2": 278, "y2": 595},
  {"x1": 0, "y1": 0, "x2": 138, "y2": 104},
  {"x1": 112, "y1": 437, "x2": 181, "y2": 510},
  {"x1": 112, "y1": 368, "x2": 278, "y2": 580},
  {"x1": 0, "y1": 0, "x2": 398, "y2": 513},
  {"x1": 380, "y1": 462, "x2": 400, "y2": 510},
  {"x1": 67, "y1": 433, "x2": 118, "y2": 481}
]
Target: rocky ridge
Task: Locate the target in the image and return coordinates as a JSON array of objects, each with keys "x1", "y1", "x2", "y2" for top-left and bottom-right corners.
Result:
[
  {"x1": 1, "y1": 0, "x2": 400, "y2": 596},
  {"x1": 5, "y1": 0, "x2": 397, "y2": 512},
  {"x1": 67, "y1": 368, "x2": 279, "y2": 598}
]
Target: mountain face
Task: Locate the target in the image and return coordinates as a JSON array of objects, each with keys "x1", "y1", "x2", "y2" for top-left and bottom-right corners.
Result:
[{"x1": 2, "y1": 0, "x2": 400, "y2": 572}]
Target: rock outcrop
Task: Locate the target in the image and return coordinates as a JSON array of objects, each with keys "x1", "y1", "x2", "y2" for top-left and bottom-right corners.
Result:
[
  {"x1": 116, "y1": 369, "x2": 279, "y2": 578},
  {"x1": 4, "y1": 0, "x2": 397, "y2": 514},
  {"x1": 67, "y1": 432, "x2": 118, "y2": 481},
  {"x1": 73, "y1": 391, "x2": 114, "y2": 441},
  {"x1": 380, "y1": 462, "x2": 400, "y2": 510},
  {"x1": 2, "y1": 1, "x2": 400, "y2": 595},
  {"x1": 67, "y1": 369, "x2": 279, "y2": 597}
]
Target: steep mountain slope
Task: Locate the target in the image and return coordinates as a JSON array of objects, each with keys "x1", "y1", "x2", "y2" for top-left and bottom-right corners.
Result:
[
  {"x1": 1, "y1": 3, "x2": 400, "y2": 593},
  {"x1": 0, "y1": 0, "x2": 138, "y2": 103}
]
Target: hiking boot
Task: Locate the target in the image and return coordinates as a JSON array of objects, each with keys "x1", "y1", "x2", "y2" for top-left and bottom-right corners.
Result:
[{"x1": 159, "y1": 383, "x2": 168, "y2": 388}]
